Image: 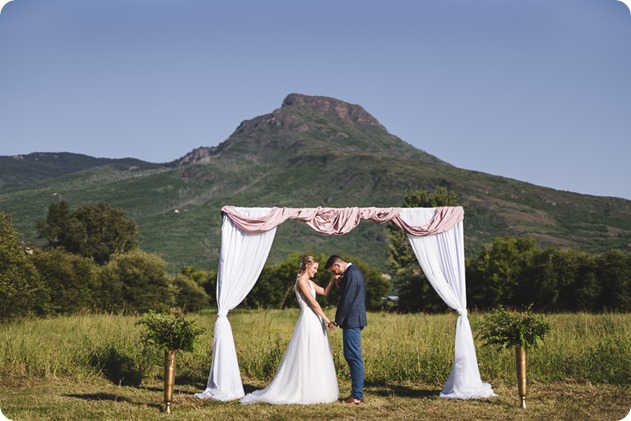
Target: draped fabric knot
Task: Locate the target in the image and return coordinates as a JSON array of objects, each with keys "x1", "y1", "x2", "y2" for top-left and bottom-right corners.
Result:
[
  {"x1": 457, "y1": 308, "x2": 467, "y2": 317},
  {"x1": 217, "y1": 311, "x2": 228, "y2": 318}
]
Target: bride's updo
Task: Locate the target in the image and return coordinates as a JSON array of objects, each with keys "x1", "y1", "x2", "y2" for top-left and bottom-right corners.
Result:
[{"x1": 298, "y1": 255, "x2": 318, "y2": 275}]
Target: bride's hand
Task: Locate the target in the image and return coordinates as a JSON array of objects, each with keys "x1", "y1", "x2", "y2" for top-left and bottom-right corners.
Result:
[{"x1": 334, "y1": 275, "x2": 342, "y2": 286}]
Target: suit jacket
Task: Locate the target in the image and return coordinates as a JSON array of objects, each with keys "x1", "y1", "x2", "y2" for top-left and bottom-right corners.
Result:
[{"x1": 335, "y1": 264, "x2": 367, "y2": 329}]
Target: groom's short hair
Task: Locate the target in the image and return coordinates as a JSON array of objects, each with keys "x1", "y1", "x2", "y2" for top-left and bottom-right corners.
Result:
[{"x1": 324, "y1": 255, "x2": 343, "y2": 270}]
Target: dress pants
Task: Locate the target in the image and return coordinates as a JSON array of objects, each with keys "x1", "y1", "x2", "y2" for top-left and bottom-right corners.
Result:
[{"x1": 342, "y1": 327, "x2": 364, "y2": 400}]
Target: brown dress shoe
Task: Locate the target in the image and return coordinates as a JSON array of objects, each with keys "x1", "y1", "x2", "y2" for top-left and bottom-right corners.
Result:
[{"x1": 343, "y1": 396, "x2": 363, "y2": 405}]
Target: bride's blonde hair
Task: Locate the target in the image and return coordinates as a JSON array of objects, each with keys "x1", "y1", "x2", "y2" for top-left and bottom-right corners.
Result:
[{"x1": 298, "y1": 255, "x2": 318, "y2": 276}]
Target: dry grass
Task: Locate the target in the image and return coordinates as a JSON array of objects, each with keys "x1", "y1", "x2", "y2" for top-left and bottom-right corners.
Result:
[{"x1": 0, "y1": 376, "x2": 629, "y2": 420}]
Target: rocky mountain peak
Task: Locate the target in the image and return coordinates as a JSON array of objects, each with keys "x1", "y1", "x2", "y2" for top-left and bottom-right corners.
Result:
[
  {"x1": 178, "y1": 146, "x2": 218, "y2": 166},
  {"x1": 280, "y1": 93, "x2": 384, "y2": 128},
  {"x1": 177, "y1": 93, "x2": 434, "y2": 166}
]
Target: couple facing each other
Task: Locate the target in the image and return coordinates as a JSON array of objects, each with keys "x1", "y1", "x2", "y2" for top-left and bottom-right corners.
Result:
[{"x1": 240, "y1": 254, "x2": 367, "y2": 406}]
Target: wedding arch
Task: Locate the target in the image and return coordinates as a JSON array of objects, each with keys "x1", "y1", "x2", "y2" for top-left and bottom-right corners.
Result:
[{"x1": 194, "y1": 206, "x2": 496, "y2": 401}]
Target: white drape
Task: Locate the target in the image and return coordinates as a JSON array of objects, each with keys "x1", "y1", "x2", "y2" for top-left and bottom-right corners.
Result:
[
  {"x1": 401, "y1": 208, "x2": 496, "y2": 399},
  {"x1": 194, "y1": 207, "x2": 277, "y2": 401}
]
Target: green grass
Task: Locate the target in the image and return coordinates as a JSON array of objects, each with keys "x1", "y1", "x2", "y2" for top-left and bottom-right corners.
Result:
[{"x1": 0, "y1": 311, "x2": 630, "y2": 420}]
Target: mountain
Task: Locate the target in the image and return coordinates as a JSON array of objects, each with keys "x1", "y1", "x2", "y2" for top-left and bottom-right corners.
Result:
[
  {"x1": 1, "y1": 93, "x2": 630, "y2": 271},
  {"x1": 0, "y1": 152, "x2": 166, "y2": 188}
]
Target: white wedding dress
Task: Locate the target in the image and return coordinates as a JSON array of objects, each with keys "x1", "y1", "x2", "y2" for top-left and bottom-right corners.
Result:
[{"x1": 240, "y1": 280, "x2": 339, "y2": 405}]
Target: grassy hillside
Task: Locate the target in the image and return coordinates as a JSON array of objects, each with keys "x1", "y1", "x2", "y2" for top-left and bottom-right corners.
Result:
[
  {"x1": 1, "y1": 94, "x2": 630, "y2": 272},
  {"x1": 0, "y1": 152, "x2": 165, "y2": 188}
]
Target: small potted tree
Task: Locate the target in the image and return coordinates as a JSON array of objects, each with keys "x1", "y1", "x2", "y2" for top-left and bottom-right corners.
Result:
[
  {"x1": 137, "y1": 309, "x2": 205, "y2": 414},
  {"x1": 478, "y1": 305, "x2": 551, "y2": 409}
]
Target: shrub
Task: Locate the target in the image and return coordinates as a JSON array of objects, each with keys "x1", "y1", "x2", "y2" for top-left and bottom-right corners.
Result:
[
  {"x1": 137, "y1": 309, "x2": 205, "y2": 352},
  {"x1": 478, "y1": 305, "x2": 551, "y2": 350}
]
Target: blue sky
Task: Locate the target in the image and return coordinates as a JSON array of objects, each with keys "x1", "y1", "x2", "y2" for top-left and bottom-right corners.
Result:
[{"x1": 1, "y1": 0, "x2": 630, "y2": 199}]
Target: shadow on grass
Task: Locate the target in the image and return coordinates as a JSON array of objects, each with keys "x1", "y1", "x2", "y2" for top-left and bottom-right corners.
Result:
[
  {"x1": 63, "y1": 392, "x2": 163, "y2": 411},
  {"x1": 242, "y1": 381, "x2": 443, "y2": 399},
  {"x1": 88, "y1": 345, "x2": 145, "y2": 387},
  {"x1": 63, "y1": 392, "x2": 133, "y2": 402},
  {"x1": 368, "y1": 383, "x2": 441, "y2": 399},
  {"x1": 243, "y1": 383, "x2": 260, "y2": 394},
  {"x1": 175, "y1": 373, "x2": 203, "y2": 388}
]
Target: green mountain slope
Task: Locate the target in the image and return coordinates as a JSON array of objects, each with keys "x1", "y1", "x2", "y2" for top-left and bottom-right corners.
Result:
[
  {"x1": 0, "y1": 152, "x2": 166, "y2": 189},
  {"x1": 1, "y1": 93, "x2": 630, "y2": 271}
]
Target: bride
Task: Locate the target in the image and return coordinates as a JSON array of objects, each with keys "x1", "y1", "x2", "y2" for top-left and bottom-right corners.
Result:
[{"x1": 241, "y1": 255, "x2": 339, "y2": 405}]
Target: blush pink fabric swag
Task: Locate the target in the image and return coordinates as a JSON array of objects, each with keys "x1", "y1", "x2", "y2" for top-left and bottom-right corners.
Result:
[{"x1": 221, "y1": 205, "x2": 464, "y2": 235}]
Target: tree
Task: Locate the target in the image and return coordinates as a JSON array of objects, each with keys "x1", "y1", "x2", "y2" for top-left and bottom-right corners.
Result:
[
  {"x1": 387, "y1": 187, "x2": 457, "y2": 312},
  {"x1": 29, "y1": 248, "x2": 98, "y2": 314},
  {"x1": 519, "y1": 248, "x2": 595, "y2": 312},
  {"x1": 570, "y1": 256, "x2": 601, "y2": 312},
  {"x1": 467, "y1": 236, "x2": 537, "y2": 309},
  {"x1": 37, "y1": 200, "x2": 139, "y2": 265},
  {"x1": 35, "y1": 199, "x2": 71, "y2": 246},
  {"x1": 594, "y1": 250, "x2": 631, "y2": 312},
  {"x1": 179, "y1": 266, "x2": 217, "y2": 307},
  {"x1": 173, "y1": 273, "x2": 211, "y2": 312},
  {"x1": 243, "y1": 252, "x2": 321, "y2": 310},
  {"x1": 0, "y1": 211, "x2": 50, "y2": 320},
  {"x1": 245, "y1": 256, "x2": 300, "y2": 309},
  {"x1": 98, "y1": 250, "x2": 175, "y2": 313},
  {"x1": 353, "y1": 259, "x2": 391, "y2": 311}
]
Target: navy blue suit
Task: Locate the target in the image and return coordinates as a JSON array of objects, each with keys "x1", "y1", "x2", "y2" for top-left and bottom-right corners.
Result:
[
  {"x1": 335, "y1": 264, "x2": 367, "y2": 328},
  {"x1": 335, "y1": 263, "x2": 367, "y2": 401}
]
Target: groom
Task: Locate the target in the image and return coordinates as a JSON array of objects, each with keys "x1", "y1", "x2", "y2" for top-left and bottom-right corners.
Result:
[{"x1": 325, "y1": 255, "x2": 367, "y2": 405}]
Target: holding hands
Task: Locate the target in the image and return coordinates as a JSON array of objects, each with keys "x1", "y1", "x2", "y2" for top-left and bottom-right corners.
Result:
[
  {"x1": 324, "y1": 274, "x2": 341, "y2": 331},
  {"x1": 332, "y1": 274, "x2": 342, "y2": 288}
]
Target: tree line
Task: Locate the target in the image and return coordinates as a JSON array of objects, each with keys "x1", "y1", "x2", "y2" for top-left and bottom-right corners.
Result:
[
  {"x1": 393, "y1": 234, "x2": 631, "y2": 313},
  {"x1": 1, "y1": 190, "x2": 630, "y2": 321},
  {"x1": 387, "y1": 188, "x2": 631, "y2": 313},
  {"x1": 0, "y1": 202, "x2": 211, "y2": 320}
]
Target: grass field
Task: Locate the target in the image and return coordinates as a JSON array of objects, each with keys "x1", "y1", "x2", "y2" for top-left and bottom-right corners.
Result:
[{"x1": 0, "y1": 310, "x2": 630, "y2": 420}]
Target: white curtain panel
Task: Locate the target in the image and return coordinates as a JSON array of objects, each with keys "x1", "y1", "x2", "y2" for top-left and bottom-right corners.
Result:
[
  {"x1": 195, "y1": 207, "x2": 277, "y2": 401},
  {"x1": 402, "y1": 208, "x2": 496, "y2": 399}
]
